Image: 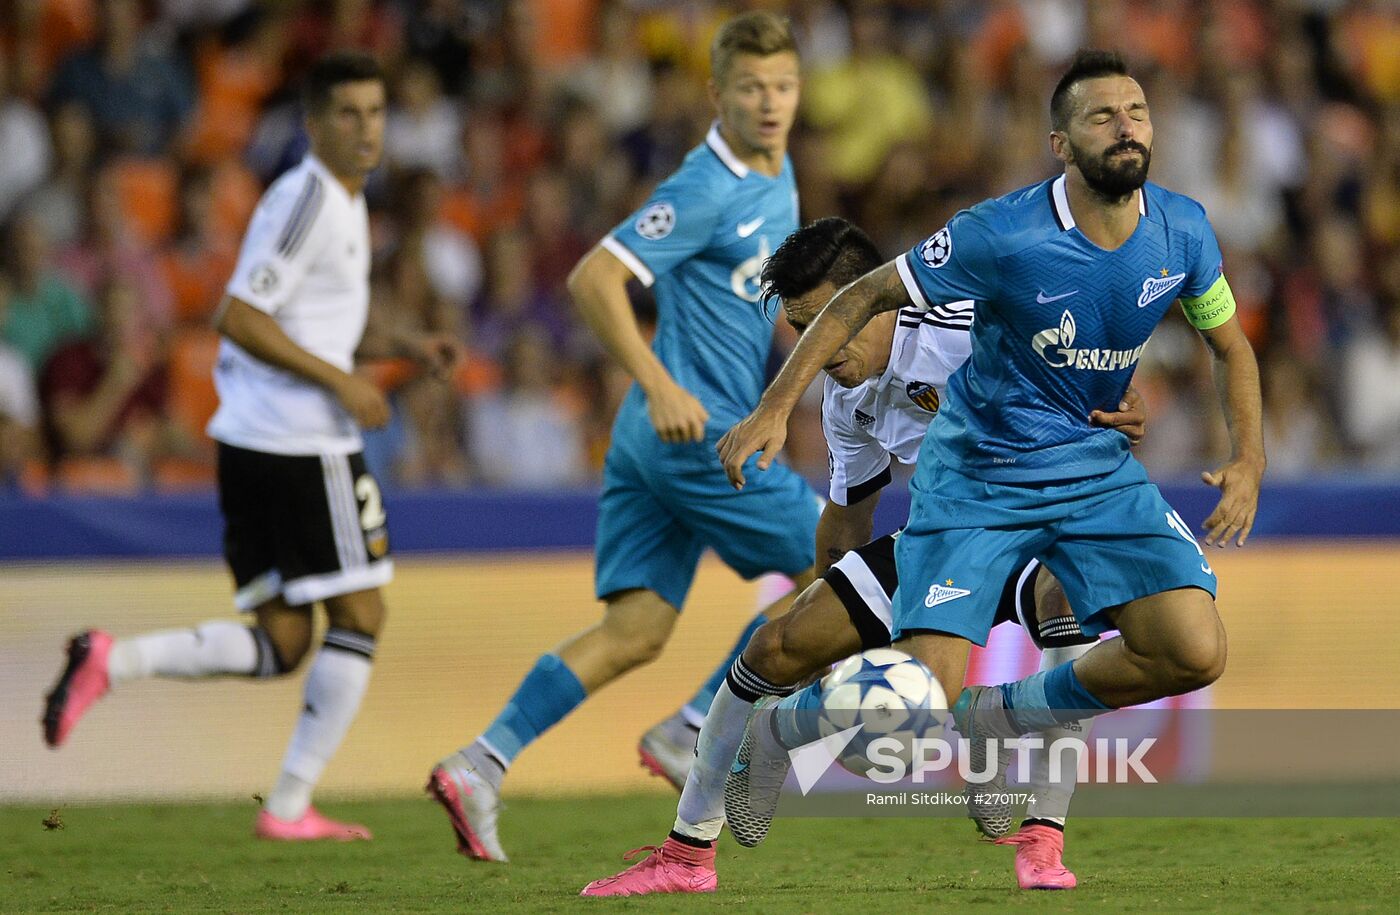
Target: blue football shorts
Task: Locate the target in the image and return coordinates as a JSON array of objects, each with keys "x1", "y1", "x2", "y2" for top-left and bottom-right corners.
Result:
[
  {"x1": 891, "y1": 456, "x2": 1217, "y2": 644},
  {"x1": 595, "y1": 414, "x2": 820, "y2": 611}
]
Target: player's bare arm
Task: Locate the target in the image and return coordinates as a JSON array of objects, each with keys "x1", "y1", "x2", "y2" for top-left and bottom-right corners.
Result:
[
  {"x1": 568, "y1": 245, "x2": 709, "y2": 444},
  {"x1": 215, "y1": 294, "x2": 389, "y2": 429},
  {"x1": 356, "y1": 303, "x2": 463, "y2": 380},
  {"x1": 814, "y1": 494, "x2": 880, "y2": 575},
  {"x1": 1196, "y1": 313, "x2": 1265, "y2": 547},
  {"x1": 718, "y1": 261, "x2": 910, "y2": 487}
]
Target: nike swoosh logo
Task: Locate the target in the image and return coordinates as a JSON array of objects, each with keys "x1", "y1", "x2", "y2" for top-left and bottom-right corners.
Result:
[
  {"x1": 1036, "y1": 289, "x2": 1078, "y2": 304},
  {"x1": 737, "y1": 218, "x2": 765, "y2": 238}
]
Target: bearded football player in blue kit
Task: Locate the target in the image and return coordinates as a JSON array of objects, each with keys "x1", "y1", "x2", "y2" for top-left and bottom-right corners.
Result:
[{"x1": 720, "y1": 49, "x2": 1264, "y2": 890}]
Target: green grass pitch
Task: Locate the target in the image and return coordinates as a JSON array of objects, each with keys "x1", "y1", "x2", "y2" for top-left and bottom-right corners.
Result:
[{"x1": 4, "y1": 794, "x2": 1397, "y2": 912}]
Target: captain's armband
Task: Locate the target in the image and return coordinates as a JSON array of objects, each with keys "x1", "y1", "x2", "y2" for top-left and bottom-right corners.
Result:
[{"x1": 1179, "y1": 275, "x2": 1236, "y2": 330}]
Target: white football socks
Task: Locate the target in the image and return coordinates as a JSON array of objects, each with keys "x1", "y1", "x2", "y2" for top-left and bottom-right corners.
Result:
[
  {"x1": 673, "y1": 682, "x2": 752, "y2": 842},
  {"x1": 1024, "y1": 642, "x2": 1096, "y2": 826},
  {"x1": 266, "y1": 628, "x2": 375, "y2": 821},
  {"x1": 107, "y1": 621, "x2": 259, "y2": 685}
]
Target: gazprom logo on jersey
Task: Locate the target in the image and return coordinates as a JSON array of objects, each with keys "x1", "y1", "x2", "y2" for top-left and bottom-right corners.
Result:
[{"x1": 1032, "y1": 310, "x2": 1145, "y2": 372}]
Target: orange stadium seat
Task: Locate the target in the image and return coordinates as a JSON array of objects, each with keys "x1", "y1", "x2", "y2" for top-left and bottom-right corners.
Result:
[
  {"x1": 186, "y1": 39, "x2": 284, "y2": 164},
  {"x1": 362, "y1": 358, "x2": 419, "y2": 393},
  {"x1": 360, "y1": 352, "x2": 501, "y2": 397},
  {"x1": 55, "y1": 456, "x2": 140, "y2": 495},
  {"x1": 111, "y1": 159, "x2": 178, "y2": 245},
  {"x1": 210, "y1": 159, "x2": 261, "y2": 238},
  {"x1": 17, "y1": 459, "x2": 51, "y2": 498},
  {"x1": 162, "y1": 241, "x2": 237, "y2": 324},
  {"x1": 454, "y1": 350, "x2": 502, "y2": 396},
  {"x1": 527, "y1": 0, "x2": 597, "y2": 66},
  {"x1": 152, "y1": 456, "x2": 216, "y2": 492},
  {"x1": 168, "y1": 328, "x2": 221, "y2": 443}
]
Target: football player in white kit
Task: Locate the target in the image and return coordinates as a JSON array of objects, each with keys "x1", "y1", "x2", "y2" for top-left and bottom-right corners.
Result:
[{"x1": 42, "y1": 52, "x2": 458, "y2": 841}]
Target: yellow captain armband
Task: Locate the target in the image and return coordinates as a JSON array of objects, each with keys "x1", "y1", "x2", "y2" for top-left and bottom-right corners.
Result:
[{"x1": 1178, "y1": 275, "x2": 1236, "y2": 330}]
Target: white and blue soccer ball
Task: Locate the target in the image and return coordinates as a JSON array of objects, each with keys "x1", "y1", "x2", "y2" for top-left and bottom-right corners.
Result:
[{"x1": 818, "y1": 648, "x2": 948, "y2": 777}]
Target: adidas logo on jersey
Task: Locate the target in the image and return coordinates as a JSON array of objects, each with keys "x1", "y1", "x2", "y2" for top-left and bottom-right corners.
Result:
[
  {"x1": 1032, "y1": 309, "x2": 1146, "y2": 372},
  {"x1": 853, "y1": 409, "x2": 875, "y2": 428}
]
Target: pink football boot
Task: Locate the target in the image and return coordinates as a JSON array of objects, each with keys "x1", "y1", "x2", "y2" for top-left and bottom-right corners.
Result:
[
  {"x1": 255, "y1": 807, "x2": 372, "y2": 841},
  {"x1": 42, "y1": 630, "x2": 115, "y2": 748},
  {"x1": 996, "y1": 823, "x2": 1078, "y2": 890},
  {"x1": 580, "y1": 837, "x2": 718, "y2": 897}
]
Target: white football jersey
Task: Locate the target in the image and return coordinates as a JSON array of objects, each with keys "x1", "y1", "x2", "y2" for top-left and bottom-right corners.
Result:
[
  {"x1": 207, "y1": 154, "x2": 372, "y2": 456},
  {"x1": 822, "y1": 303, "x2": 973, "y2": 505}
]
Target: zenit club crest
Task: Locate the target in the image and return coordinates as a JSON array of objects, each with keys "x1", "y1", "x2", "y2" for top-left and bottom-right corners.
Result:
[{"x1": 924, "y1": 580, "x2": 971, "y2": 608}]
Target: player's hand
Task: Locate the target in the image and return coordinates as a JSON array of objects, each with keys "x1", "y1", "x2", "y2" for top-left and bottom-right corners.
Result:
[
  {"x1": 407, "y1": 333, "x2": 464, "y2": 381},
  {"x1": 1089, "y1": 386, "x2": 1147, "y2": 446},
  {"x1": 717, "y1": 406, "x2": 788, "y2": 490},
  {"x1": 1200, "y1": 456, "x2": 1264, "y2": 548},
  {"x1": 644, "y1": 376, "x2": 709, "y2": 443},
  {"x1": 335, "y1": 372, "x2": 391, "y2": 430}
]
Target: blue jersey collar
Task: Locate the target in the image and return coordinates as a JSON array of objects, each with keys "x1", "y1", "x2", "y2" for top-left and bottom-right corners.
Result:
[
  {"x1": 706, "y1": 122, "x2": 750, "y2": 179},
  {"x1": 1049, "y1": 174, "x2": 1146, "y2": 231}
]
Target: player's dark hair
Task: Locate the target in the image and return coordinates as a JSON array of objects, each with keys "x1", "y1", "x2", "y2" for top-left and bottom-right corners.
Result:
[
  {"x1": 760, "y1": 217, "x2": 883, "y2": 315},
  {"x1": 1050, "y1": 49, "x2": 1130, "y2": 131},
  {"x1": 302, "y1": 51, "x2": 384, "y2": 116}
]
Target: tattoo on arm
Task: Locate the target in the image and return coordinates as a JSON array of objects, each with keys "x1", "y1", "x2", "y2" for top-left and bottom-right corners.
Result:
[{"x1": 826, "y1": 263, "x2": 908, "y2": 335}]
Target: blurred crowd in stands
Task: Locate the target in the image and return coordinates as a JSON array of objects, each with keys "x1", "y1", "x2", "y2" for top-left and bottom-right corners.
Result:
[{"x1": 0, "y1": 0, "x2": 1397, "y2": 495}]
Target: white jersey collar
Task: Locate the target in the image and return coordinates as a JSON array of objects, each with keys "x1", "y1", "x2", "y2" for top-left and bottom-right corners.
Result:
[
  {"x1": 706, "y1": 122, "x2": 750, "y2": 179},
  {"x1": 872, "y1": 319, "x2": 911, "y2": 393}
]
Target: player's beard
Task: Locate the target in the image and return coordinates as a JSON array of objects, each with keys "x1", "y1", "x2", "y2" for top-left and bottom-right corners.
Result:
[{"x1": 1073, "y1": 139, "x2": 1151, "y2": 201}]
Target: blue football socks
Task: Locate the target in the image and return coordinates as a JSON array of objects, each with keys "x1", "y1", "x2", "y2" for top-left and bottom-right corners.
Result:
[
  {"x1": 479, "y1": 653, "x2": 587, "y2": 766},
  {"x1": 1000, "y1": 660, "x2": 1111, "y2": 734},
  {"x1": 773, "y1": 680, "x2": 825, "y2": 749}
]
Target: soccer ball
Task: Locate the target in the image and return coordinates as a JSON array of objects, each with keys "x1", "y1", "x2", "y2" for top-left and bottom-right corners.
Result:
[{"x1": 818, "y1": 648, "x2": 947, "y2": 777}]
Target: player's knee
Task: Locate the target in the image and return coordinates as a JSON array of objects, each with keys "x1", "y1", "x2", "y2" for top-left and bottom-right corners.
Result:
[
  {"x1": 595, "y1": 616, "x2": 668, "y2": 670},
  {"x1": 747, "y1": 613, "x2": 823, "y2": 687},
  {"x1": 612, "y1": 625, "x2": 668, "y2": 670},
  {"x1": 1160, "y1": 623, "x2": 1227, "y2": 692},
  {"x1": 741, "y1": 619, "x2": 789, "y2": 682},
  {"x1": 324, "y1": 590, "x2": 386, "y2": 638},
  {"x1": 598, "y1": 591, "x2": 676, "y2": 671}
]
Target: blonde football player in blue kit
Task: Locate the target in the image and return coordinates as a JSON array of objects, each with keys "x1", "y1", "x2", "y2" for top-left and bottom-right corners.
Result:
[{"x1": 426, "y1": 12, "x2": 821, "y2": 865}]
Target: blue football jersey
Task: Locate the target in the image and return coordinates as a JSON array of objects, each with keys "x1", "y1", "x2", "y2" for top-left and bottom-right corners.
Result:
[
  {"x1": 603, "y1": 123, "x2": 799, "y2": 432},
  {"x1": 897, "y1": 174, "x2": 1224, "y2": 482}
]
